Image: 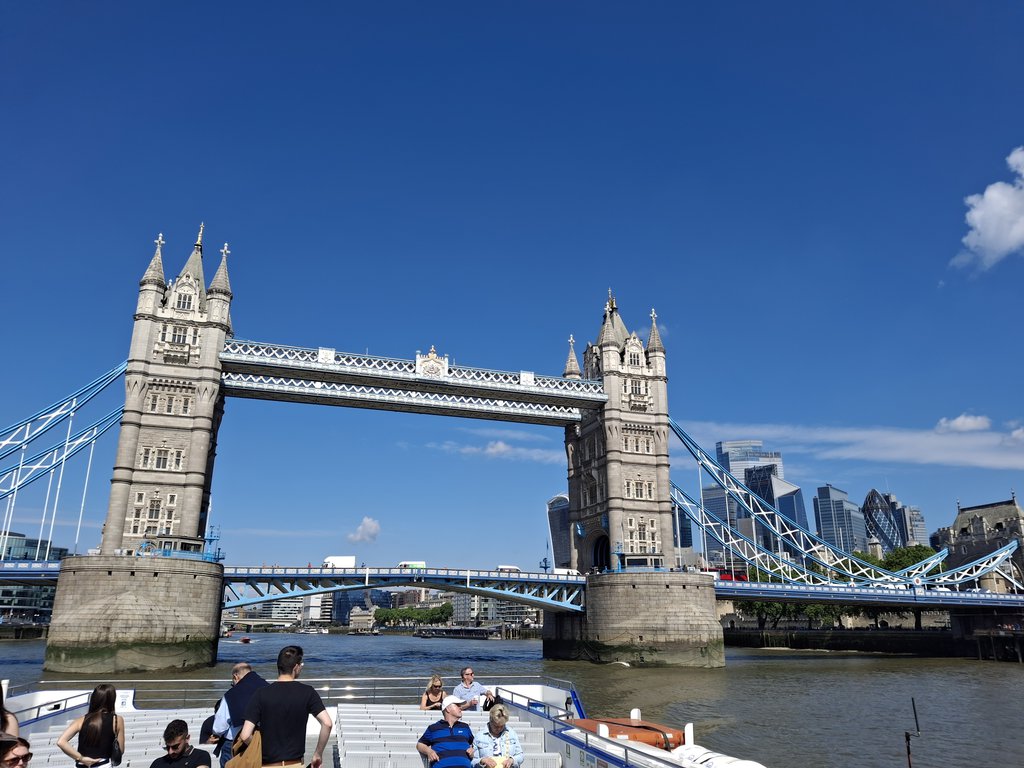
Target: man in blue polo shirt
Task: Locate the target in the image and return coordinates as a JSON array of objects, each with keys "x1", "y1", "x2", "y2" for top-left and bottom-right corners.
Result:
[{"x1": 417, "y1": 696, "x2": 474, "y2": 768}]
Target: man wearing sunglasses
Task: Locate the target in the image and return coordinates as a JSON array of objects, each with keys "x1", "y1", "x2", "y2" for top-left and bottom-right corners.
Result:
[
  {"x1": 148, "y1": 720, "x2": 211, "y2": 768},
  {"x1": 451, "y1": 668, "x2": 494, "y2": 712}
]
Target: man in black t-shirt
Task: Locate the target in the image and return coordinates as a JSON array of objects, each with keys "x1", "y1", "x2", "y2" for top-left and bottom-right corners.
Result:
[
  {"x1": 238, "y1": 645, "x2": 333, "y2": 768},
  {"x1": 149, "y1": 720, "x2": 212, "y2": 768}
]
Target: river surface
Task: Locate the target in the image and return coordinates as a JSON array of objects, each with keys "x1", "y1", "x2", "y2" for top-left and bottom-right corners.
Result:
[{"x1": 2, "y1": 633, "x2": 1021, "y2": 768}]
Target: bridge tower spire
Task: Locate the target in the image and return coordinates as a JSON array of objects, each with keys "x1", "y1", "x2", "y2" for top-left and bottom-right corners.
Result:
[{"x1": 563, "y1": 294, "x2": 673, "y2": 572}]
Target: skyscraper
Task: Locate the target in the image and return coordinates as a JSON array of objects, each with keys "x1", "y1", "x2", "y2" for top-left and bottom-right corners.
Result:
[
  {"x1": 717, "y1": 440, "x2": 784, "y2": 479},
  {"x1": 814, "y1": 485, "x2": 868, "y2": 553},
  {"x1": 745, "y1": 464, "x2": 808, "y2": 558},
  {"x1": 701, "y1": 441, "x2": 794, "y2": 566},
  {"x1": 861, "y1": 489, "x2": 904, "y2": 554}
]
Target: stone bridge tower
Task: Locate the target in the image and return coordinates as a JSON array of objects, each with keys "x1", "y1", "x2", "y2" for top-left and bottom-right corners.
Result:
[
  {"x1": 100, "y1": 226, "x2": 233, "y2": 555},
  {"x1": 562, "y1": 295, "x2": 672, "y2": 572},
  {"x1": 46, "y1": 228, "x2": 231, "y2": 673},
  {"x1": 547, "y1": 296, "x2": 723, "y2": 667}
]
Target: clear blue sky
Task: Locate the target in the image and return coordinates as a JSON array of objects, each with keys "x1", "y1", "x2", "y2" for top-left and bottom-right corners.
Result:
[{"x1": 3, "y1": 2, "x2": 1024, "y2": 569}]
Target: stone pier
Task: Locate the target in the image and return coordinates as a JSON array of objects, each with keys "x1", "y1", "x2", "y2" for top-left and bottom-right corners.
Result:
[
  {"x1": 44, "y1": 556, "x2": 223, "y2": 673},
  {"x1": 543, "y1": 571, "x2": 724, "y2": 667}
]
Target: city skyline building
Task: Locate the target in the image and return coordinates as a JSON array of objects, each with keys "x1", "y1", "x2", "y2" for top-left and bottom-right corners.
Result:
[
  {"x1": 814, "y1": 484, "x2": 869, "y2": 554},
  {"x1": 902, "y1": 505, "x2": 928, "y2": 546},
  {"x1": 701, "y1": 440, "x2": 789, "y2": 566},
  {"x1": 745, "y1": 464, "x2": 808, "y2": 558},
  {"x1": 861, "y1": 489, "x2": 905, "y2": 554},
  {"x1": 717, "y1": 440, "x2": 785, "y2": 480},
  {"x1": 0, "y1": 532, "x2": 68, "y2": 622}
]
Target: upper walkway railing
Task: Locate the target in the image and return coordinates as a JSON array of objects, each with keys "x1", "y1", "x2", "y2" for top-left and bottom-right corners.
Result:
[{"x1": 219, "y1": 340, "x2": 607, "y2": 425}]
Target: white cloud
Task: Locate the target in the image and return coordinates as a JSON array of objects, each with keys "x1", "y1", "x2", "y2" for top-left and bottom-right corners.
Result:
[
  {"x1": 952, "y1": 146, "x2": 1024, "y2": 271},
  {"x1": 678, "y1": 417, "x2": 1024, "y2": 471},
  {"x1": 347, "y1": 516, "x2": 381, "y2": 543},
  {"x1": 426, "y1": 439, "x2": 563, "y2": 464},
  {"x1": 935, "y1": 413, "x2": 991, "y2": 433}
]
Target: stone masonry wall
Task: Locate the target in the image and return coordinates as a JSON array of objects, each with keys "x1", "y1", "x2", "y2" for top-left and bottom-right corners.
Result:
[
  {"x1": 544, "y1": 571, "x2": 724, "y2": 667},
  {"x1": 45, "y1": 555, "x2": 223, "y2": 673}
]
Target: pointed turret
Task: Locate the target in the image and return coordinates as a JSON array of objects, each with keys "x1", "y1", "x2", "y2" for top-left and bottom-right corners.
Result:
[
  {"x1": 563, "y1": 335, "x2": 581, "y2": 379},
  {"x1": 204, "y1": 241, "x2": 233, "y2": 334},
  {"x1": 140, "y1": 233, "x2": 167, "y2": 287},
  {"x1": 177, "y1": 222, "x2": 207, "y2": 284},
  {"x1": 598, "y1": 298, "x2": 618, "y2": 348},
  {"x1": 209, "y1": 242, "x2": 232, "y2": 297},
  {"x1": 647, "y1": 308, "x2": 665, "y2": 354}
]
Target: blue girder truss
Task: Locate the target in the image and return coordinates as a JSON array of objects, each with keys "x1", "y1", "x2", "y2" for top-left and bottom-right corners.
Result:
[{"x1": 221, "y1": 566, "x2": 587, "y2": 612}]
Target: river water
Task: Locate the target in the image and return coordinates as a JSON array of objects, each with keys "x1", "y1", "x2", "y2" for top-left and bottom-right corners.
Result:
[{"x1": 2, "y1": 633, "x2": 1021, "y2": 768}]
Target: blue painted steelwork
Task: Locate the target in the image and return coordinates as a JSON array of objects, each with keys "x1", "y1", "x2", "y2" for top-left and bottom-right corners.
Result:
[
  {"x1": 713, "y1": 579, "x2": 1024, "y2": 607},
  {"x1": 668, "y1": 417, "x2": 1024, "y2": 591},
  {"x1": 6, "y1": 560, "x2": 1024, "y2": 609},
  {"x1": 0, "y1": 409, "x2": 123, "y2": 501},
  {"x1": 221, "y1": 565, "x2": 586, "y2": 612},
  {"x1": 0, "y1": 362, "x2": 125, "y2": 463}
]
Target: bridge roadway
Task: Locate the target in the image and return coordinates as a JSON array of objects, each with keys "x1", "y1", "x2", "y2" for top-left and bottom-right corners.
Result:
[{"x1": 4, "y1": 560, "x2": 1024, "y2": 610}]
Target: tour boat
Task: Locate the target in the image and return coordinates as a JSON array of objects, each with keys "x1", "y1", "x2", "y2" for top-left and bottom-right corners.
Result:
[{"x1": 3, "y1": 676, "x2": 768, "y2": 768}]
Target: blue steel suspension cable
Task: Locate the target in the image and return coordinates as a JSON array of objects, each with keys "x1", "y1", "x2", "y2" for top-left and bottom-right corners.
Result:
[
  {"x1": 0, "y1": 407, "x2": 123, "y2": 501},
  {"x1": 0, "y1": 361, "x2": 126, "y2": 462}
]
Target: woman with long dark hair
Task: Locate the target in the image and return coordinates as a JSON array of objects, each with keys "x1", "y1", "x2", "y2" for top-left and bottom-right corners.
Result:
[
  {"x1": 56, "y1": 685, "x2": 125, "y2": 767},
  {"x1": 1, "y1": 685, "x2": 18, "y2": 736},
  {"x1": 0, "y1": 734, "x2": 32, "y2": 768}
]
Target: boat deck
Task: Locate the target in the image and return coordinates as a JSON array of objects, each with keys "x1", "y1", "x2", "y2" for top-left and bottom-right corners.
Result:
[{"x1": 22, "y1": 704, "x2": 564, "y2": 768}]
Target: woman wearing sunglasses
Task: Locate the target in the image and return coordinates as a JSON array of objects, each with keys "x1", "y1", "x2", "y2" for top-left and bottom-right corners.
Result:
[
  {"x1": 0, "y1": 734, "x2": 31, "y2": 768},
  {"x1": 419, "y1": 675, "x2": 446, "y2": 711}
]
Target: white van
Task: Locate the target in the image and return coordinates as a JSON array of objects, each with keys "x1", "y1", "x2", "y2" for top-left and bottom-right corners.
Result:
[
  {"x1": 496, "y1": 564, "x2": 521, "y2": 573},
  {"x1": 552, "y1": 567, "x2": 581, "y2": 576},
  {"x1": 397, "y1": 560, "x2": 427, "y2": 569}
]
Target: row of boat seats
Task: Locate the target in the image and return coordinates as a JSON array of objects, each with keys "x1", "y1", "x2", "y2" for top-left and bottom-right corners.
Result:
[
  {"x1": 337, "y1": 738, "x2": 546, "y2": 758},
  {"x1": 334, "y1": 705, "x2": 561, "y2": 768},
  {"x1": 338, "y1": 753, "x2": 561, "y2": 768}
]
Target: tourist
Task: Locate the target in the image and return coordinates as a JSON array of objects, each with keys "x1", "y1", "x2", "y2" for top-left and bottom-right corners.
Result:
[
  {"x1": 238, "y1": 646, "x2": 332, "y2": 768},
  {"x1": 472, "y1": 705, "x2": 523, "y2": 768},
  {"x1": 147, "y1": 720, "x2": 210, "y2": 768},
  {"x1": 57, "y1": 684, "x2": 126, "y2": 767},
  {"x1": 452, "y1": 668, "x2": 494, "y2": 712},
  {"x1": 1, "y1": 686, "x2": 17, "y2": 736},
  {"x1": 0, "y1": 735, "x2": 31, "y2": 768},
  {"x1": 420, "y1": 675, "x2": 446, "y2": 711},
  {"x1": 211, "y1": 663, "x2": 268, "y2": 768},
  {"x1": 416, "y1": 696, "x2": 473, "y2": 768}
]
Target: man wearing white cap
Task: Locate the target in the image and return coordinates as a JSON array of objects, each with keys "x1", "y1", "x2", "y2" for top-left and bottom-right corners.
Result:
[{"x1": 416, "y1": 695, "x2": 474, "y2": 768}]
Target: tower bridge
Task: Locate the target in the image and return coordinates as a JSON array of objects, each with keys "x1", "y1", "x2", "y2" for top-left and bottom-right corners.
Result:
[{"x1": 3, "y1": 225, "x2": 1022, "y2": 673}]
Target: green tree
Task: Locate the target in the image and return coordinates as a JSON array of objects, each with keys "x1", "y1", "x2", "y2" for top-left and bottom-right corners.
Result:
[{"x1": 882, "y1": 545, "x2": 939, "y2": 572}]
